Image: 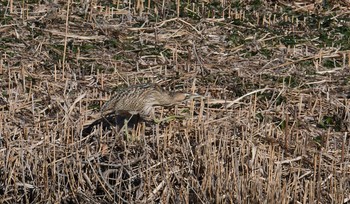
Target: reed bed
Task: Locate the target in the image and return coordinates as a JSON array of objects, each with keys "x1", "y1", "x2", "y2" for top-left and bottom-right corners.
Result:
[{"x1": 0, "y1": 0, "x2": 350, "y2": 203}]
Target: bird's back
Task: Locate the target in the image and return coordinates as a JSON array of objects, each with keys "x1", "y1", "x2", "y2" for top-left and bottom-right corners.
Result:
[{"x1": 101, "y1": 84, "x2": 168, "y2": 115}]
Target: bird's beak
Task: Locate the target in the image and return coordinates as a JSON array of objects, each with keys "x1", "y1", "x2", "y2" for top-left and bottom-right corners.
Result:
[{"x1": 188, "y1": 93, "x2": 205, "y2": 100}]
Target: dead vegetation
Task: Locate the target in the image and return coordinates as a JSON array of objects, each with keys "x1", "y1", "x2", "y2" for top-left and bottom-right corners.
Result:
[{"x1": 1, "y1": 0, "x2": 350, "y2": 203}]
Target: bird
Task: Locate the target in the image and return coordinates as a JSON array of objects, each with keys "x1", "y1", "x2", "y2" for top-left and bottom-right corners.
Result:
[
  {"x1": 101, "y1": 83, "x2": 197, "y2": 120},
  {"x1": 81, "y1": 84, "x2": 199, "y2": 135}
]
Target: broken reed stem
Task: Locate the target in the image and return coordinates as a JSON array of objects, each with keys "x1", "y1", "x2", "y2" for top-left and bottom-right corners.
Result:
[{"x1": 62, "y1": 0, "x2": 71, "y2": 75}]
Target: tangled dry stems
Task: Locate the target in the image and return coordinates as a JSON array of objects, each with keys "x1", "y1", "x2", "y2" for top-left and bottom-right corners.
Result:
[{"x1": 1, "y1": 0, "x2": 350, "y2": 203}]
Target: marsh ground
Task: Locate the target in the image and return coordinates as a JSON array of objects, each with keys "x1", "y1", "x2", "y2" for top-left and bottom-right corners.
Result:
[{"x1": 1, "y1": 0, "x2": 350, "y2": 203}]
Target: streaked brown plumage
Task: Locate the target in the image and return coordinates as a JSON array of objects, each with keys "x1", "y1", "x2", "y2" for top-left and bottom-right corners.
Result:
[{"x1": 101, "y1": 84, "x2": 191, "y2": 117}]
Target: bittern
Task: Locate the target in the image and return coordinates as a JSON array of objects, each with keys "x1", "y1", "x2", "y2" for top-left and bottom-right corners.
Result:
[{"x1": 101, "y1": 84, "x2": 198, "y2": 120}]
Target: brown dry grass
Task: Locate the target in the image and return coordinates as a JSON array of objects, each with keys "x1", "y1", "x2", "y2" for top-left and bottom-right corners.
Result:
[{"x1": 1, "y1": 0, "x2": 350, "y2": 203}]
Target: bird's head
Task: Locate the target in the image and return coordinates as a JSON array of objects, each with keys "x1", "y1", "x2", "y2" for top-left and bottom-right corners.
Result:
[{"x1": 171, "y1": 92, "x2": 203, "y2": 104}]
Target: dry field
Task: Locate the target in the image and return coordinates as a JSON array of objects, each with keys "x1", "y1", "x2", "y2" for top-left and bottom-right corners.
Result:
[{"x1": 1, "y1": 0, "x2": 350, "y2": 203}]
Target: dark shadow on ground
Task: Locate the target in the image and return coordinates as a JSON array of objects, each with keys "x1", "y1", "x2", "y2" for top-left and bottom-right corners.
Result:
[{"x1": 82, "y1": 112, "x2": 143, "y2": 136}]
